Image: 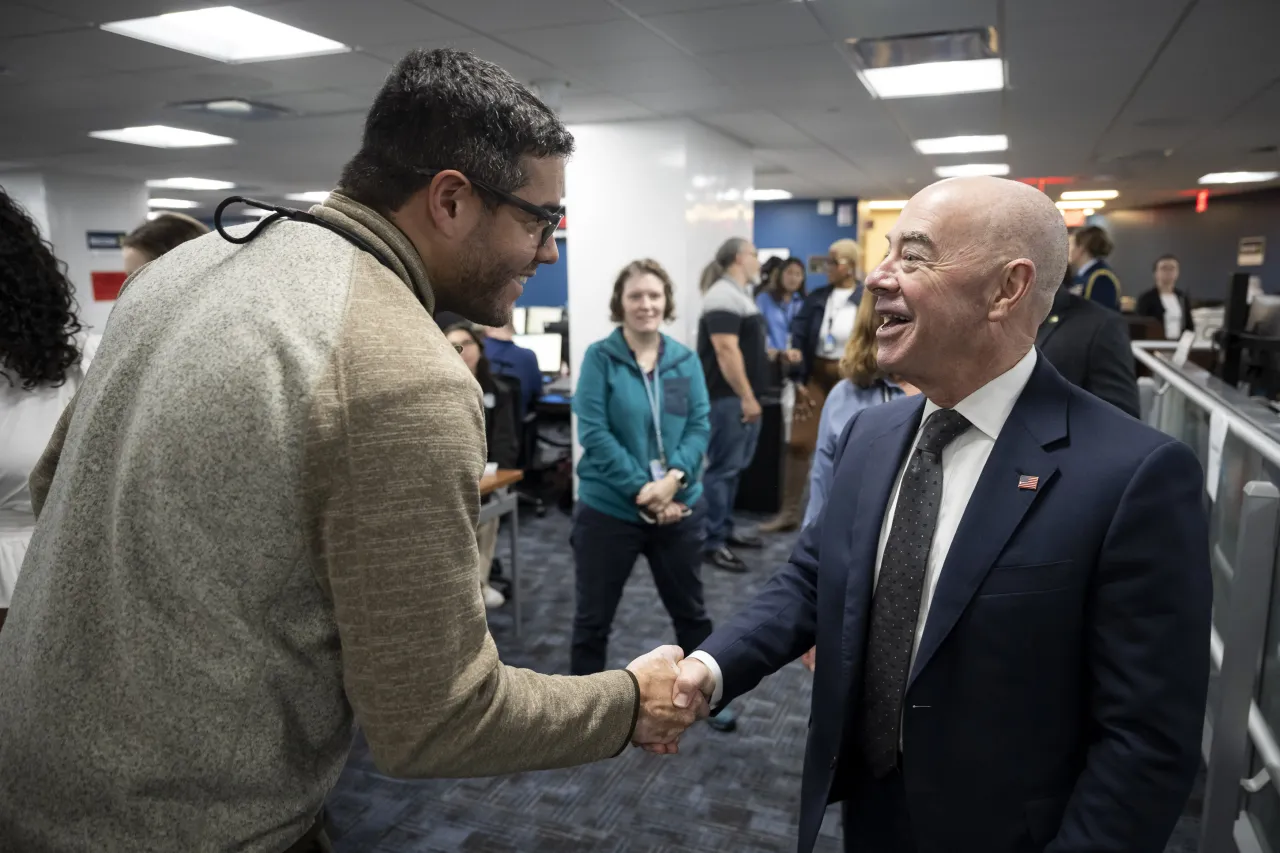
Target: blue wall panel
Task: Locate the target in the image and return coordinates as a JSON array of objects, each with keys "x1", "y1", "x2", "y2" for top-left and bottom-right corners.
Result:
[
  {"x1": 753, "y1": 198, "x2": 859, "y2": 289},
  {"x1": 517, "y1": 237, "x2": 568, "y2": 307}
]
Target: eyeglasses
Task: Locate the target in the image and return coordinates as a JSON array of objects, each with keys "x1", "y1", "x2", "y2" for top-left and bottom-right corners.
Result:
[{"x1": 418, "y1": 168, "x2": 563, "y2": 246}]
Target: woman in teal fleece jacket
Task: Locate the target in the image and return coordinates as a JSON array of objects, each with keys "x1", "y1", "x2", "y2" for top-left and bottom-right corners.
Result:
[{"x1": 570, "y1": 260, "x2": 734, "y2": 729}]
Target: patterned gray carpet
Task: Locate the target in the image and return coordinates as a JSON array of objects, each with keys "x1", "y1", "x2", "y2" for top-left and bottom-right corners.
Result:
[{"x1": 326, "y1": 508, "x2": 1203, "y2": 853}]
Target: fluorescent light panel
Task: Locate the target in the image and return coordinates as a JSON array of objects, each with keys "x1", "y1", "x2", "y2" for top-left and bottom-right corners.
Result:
[
  {"x1": 286, "y1": 191, "x2": 331, "y2": 202},
  {"x1": 148, "y1": 198, "x2": 200, "y2": 209},
  {"x1": 865, "y1": 200, "x2": 908, "y2": 210},
  {"x1": 89, "y1": 125, "x2": 234, "y2": 148},
  {"x1": 147, "y1": 177, "x2": 236, "y2": 191},
  {"x1": 1055, "y1": 200, "x2": 1106, "y2": 210},
  {"x1": 100, "y1": 6, "x2": 350, "y2": 64},
  {"x1": 1199, "y1": 171, "x2": 1280, "y2": 184},
  {"x1": 860, "y1": 58, "x2": 1004, "y2": 100},
  {"x1": 913, "y1": 134, "x2": 1007, "y2": 155},
  {"x1": 934, "y1": 163, "x2": 1009, "y2": 178},
  {"x1": 745, "y1": 189, "x2": 792, "y2": 201},
  {"x1": 1061, "y1": 189, "x2": 1118, "y2": 200}
]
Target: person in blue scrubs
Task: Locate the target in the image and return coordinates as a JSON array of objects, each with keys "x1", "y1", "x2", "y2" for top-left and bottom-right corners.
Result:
[{"x1": 754, "y1": 257, "x2": 806, "y2": 363}]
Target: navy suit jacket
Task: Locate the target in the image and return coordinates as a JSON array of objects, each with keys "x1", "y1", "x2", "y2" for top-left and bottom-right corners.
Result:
[{"x1": 699, "y1": 354, "x2": 1210, "y2": 853}]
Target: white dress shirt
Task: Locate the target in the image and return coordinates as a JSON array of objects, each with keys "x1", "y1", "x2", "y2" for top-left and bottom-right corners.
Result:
[
  {"x1": 817, "y1": 286, "x2": 860, "y2": 357},
  {"x1": 691, "y1": 348, "x2": 1039, "y2": 705},
  {"x1": 1160, "y1": 292, "x2": 1183, "y2": 341}
]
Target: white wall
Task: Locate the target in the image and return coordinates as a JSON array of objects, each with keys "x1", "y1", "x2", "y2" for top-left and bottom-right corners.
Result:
[
  {"x1": 42, "y1": 173, "x2": 148, "y2": 333},
  {"x1": 0, "y1": 171, "x2": 52, "y2": 237}
]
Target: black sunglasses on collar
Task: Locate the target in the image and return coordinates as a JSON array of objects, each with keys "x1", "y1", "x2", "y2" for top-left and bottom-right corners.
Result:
[{"x1": 418, "y1": 168, "x2": 563, "y2": 246}]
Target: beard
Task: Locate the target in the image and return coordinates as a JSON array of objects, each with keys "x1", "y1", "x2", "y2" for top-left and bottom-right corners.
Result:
[{"x1": 443, "y1": 224, "x2": 527, "y2": 327}]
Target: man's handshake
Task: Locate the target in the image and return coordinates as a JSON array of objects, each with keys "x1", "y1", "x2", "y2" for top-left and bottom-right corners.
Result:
[{"x1": 625, "y1": 647, "x2": 719, "y2": 754}]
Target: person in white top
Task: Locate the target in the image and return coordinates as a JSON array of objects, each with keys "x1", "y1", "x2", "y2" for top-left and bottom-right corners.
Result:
[
  {"x1": 659, "y1": 176, "x2": 1210, "y2": 853},
  {"x1": 0, "y1": 186, "x2": 99, "y2": 630},
  {"x1": 1136, "y1": 254, "x2": 1193, "y2": 341}
]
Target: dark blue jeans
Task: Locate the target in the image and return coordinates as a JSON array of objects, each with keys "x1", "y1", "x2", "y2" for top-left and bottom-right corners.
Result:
[
  {"x1": 570, "y1": 501, "x2": 713, "y2": 676},
  {"x1": 703, "y1": 395, "x2": 763, "y2": 552}
]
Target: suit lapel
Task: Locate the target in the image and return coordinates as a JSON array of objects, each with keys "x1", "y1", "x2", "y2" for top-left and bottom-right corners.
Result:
[
  {"x1": 840, "y1": 399, "x2": 925, "y2": 675},
  {"x1": 907, "y1": 360, "x2": 1069, "y2": 687}
]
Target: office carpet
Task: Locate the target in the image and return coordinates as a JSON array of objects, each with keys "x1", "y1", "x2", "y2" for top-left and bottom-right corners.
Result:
[{"x1": 326, "y1": 509, "x2": 1203, "y2": 853}]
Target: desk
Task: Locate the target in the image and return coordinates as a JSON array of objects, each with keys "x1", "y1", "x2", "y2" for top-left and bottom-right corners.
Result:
[{"x1": 480, "y1": 469, "x2": 525, "y2": 637}]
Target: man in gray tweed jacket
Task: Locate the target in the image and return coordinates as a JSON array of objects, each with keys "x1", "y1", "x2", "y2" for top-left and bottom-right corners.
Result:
[{"x1": 0, "y1": 49, "x2": 698, "y2": 853}]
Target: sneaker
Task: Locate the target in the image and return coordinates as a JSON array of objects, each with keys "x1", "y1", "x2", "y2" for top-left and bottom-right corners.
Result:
[
  {"x1": 758, "y1": 514, "x2": 799, "y2": 534},
  {"x1": 728, "y1": 530, "x2": 763, "y2": 549},
  {"x1": 482, "y1": 584, "x2": 506, "y2": 609},
  {"x1": 705, "y1": 546, "x2": 747, "y2": 573},
  {"x1": 706, "y1": 706, "x2": 738, "y2": 732}
]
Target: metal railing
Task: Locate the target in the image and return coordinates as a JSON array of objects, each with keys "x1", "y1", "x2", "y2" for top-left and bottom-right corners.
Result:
[{"x1": 1133, "y1": 343, "x2": 1280, "y2": 853}]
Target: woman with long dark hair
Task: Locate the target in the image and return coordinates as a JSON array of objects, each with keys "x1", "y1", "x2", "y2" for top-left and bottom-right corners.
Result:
[{"x1": 0, "y1": 186, "x2": 98, "y2": 631}]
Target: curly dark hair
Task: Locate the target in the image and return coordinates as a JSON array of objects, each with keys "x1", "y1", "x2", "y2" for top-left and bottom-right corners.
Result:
[{"x1": 0, "y1": 186, "x2": 82, "y2": 389}]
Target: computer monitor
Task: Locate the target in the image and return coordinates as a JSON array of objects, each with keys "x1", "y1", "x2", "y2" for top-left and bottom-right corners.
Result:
[
  {"x1": 525, "y1": 306, "x2": 564, "y2": 334},
  {"x1": 510, "y1": 307, "x2": 527, "y2": 335},
  {"x1": 512, "y1": 333, "x2": 563, "y2": 374}
]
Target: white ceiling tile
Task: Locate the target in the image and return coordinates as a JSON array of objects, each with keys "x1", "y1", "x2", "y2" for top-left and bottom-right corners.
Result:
[
  {"x1": 887, "y1": 91, "x2": 1002, "y2": 142},
  {"x1": 511, "y1": 19, "x2": 688, "y2": 65},
  {"x1": 645, "y1": 3, "x2": 830, "y2": 53},
  {"x1": 567, "y1": 56, "x2": 719, "y2": 95},
  {"x1": 628, "y1": 85, "x2": 753, "y2": 113},
  {"x1": 557, "y1": 93, "x2": 655, "y2": 123},
  {"x1": 412, "y1": 0, "x2": 624, "y2": 33},
  {"x1": 700, "y1": 112, "x2": 813, "y2": 147},
  {"x1": 700, "y1": 43, "x2": 852, "y2": 86},
  {"x1": 264, "y1": 88, "x2": 374, "y2": 114},
  {"x1": 1, "y1": 27, "x2": 215, "y2": 80},
  {"x1": 0, "y1": 4, "x2": 82, "y2": 38},
  {"x1": 21, "y1": 0, "x2": 289, "y2": 21},
  {"x1": 805, "y1": 0, "x2": 997, "y2": 40},
  {"x1": 619, "y1": 0, "x2": 778, "y2": 14},
  {"x1": 254, "y1": 0, "x2": 473, "y2": 48},
  {"x1": 364, "y1": 36, "x2": 561, "y2": 83}
]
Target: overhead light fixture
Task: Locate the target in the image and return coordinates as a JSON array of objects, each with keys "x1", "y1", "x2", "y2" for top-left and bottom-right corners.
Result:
[
  {"x1": 1055, "y1": 200, "x2": 1106, "y2": 210},
  {"x1": 865, "y1": 200, "x2": 908, "y2": 210},
  {"x1": 172, "y1": 98, "x2": 294, "y2": 120},
  {"x1": 147, "y1": 177, "x2": 236, "y2": 191},
  {"x1": 1061, "y1": 189, "x2": 1118, "y2": 200},
  {"x1": 913, "y1": 134, "x2": 1008, "y2": 155},
  {"x1": 286, "y1": 191, "x2": 331, "y2": 202},
  {"x1": 848, "y1": 29, "x2": 1004, "y2": 100},
  {"x1": 934, "y1": 163, "x2": 1009, "y2": 178},
  {"x1": 148, "y1": 198, "x2": 200, "y2": 209},
  {"x1": 89, "y1": 125, "x2": 235, "y2": 148},
  {"x1": 1082, "y1": 208, "x2": 1096, "y2": 216},
  {"x1": 745, "y1": 189, "x2": 792, "y2": 201},
  {"x1": 100, "y1": 6, "x2": 350, "y2": 64},
  {"x1": 1198, "y1": 171, "x2": 1280, "y2": 184}
]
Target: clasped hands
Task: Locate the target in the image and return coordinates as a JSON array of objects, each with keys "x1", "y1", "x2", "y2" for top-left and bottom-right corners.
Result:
[
  {"x1": 635, "y1": 472, "x2": 686, "y2": 525},
  {"x1": 625, "y1": 646, "x2": 717, "y2": 754}
]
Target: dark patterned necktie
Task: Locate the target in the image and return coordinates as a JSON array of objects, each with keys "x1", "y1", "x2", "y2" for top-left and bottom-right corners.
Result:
[{"x1": 858, "y1": 407, "x2": 972, "y2": 777}]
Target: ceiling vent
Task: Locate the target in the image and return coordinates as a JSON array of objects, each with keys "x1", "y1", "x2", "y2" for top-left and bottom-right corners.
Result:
[{"x1": 170, "y1": 98, "x2": 294, "y2": 120}]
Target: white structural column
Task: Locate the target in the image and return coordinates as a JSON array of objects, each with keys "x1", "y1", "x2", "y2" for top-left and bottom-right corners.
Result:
[
  {"x1": 0, "y1": 171, "x2": 147, "y2": 333},
  {"x1": 565, "y1": 119, "x2": 753, "y2": 377},
  {"x1": 564, "y1": 119, "x2": 753, "y2": 481}
]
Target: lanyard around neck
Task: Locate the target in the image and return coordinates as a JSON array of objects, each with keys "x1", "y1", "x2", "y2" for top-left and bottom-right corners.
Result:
[{"x1": 635, "y1": 352, "x2": 666, "y2": 465}]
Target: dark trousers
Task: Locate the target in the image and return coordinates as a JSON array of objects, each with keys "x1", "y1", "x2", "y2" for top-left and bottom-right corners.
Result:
[
  {"x1": 570, "y1": 501, "x2": 714, "y2": 675},
  {"x1": 703, "y1": 396, "x2": 763, "y2": 551},
  {"x1": 841, "y1": 767, "x2": 917, "y2": 853}
]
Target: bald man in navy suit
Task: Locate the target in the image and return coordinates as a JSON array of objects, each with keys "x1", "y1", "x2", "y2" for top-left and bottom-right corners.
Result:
[{"x1": 665, "y1": 177, "x2": 1210, "y2": 853}]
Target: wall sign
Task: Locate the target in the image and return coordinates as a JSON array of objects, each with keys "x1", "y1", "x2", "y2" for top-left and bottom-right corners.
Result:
[
  {"x1": 86, "y1": 230, "x2": 126, "y2": 250},
  {"x1": 836, "y1": 203, "x2": 854, "y2": 227},
  {"x1": 1239, "y1": 236, "x2": 1265, "y2": 267},
  {"x1": 816, "y1": 200, "x2": 835, "y2": 216},
  {"x1": 91, "y1": 270, "x2": 128, "y2": 301}
]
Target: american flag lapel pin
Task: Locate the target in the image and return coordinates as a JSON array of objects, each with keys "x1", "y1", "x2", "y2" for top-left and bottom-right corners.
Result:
[{"x1": 1018, "y1": 474, "x2": 1039, "y2": 491}]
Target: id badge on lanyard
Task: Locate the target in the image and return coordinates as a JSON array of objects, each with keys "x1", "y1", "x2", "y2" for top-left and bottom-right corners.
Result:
[{"x1": 640, "y1": 367, "x2": 667, "y2": 480}]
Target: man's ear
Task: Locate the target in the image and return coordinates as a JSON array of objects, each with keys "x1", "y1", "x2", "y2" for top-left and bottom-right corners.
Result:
[
  {"x1": 989, "y1": 258, "x2": 1035, "y2": 321},
  {"x1": 422, "y1": 170, "x2": 480, "y2": 240}
]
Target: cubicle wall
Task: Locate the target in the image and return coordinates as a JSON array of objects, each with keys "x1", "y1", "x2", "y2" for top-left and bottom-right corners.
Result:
[{"x1": 1138, "y1": 343, "x2": 1280, "y2": 853}]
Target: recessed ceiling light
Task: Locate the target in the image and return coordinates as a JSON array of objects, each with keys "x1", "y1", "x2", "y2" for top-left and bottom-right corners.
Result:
[
  {"x1": 1198, "y1": 171, "x2": 1280, "y2": 184},
  {"x1": 912, "y1": 134, "x2": 1008, "y2": 155},
  {"x1": 1082, "y1": 208, "x2": 1096, "y2": 216},
  {"x1": 148, "y1": 198, "x2": 200, "y2": 209},
  {"x1": 100, "y1": 6, "x2": 350, "y2": 64},
  {"x1": 934, "y1": 163, "x2": 1009, "y2": 178},
  {"x1": 865, "y1": 200, "x2": 908, "y2": 210},
  {"x1": 173, "y1": 98, "x2": 294, "y2": 121},
  {"x1": 286, "y1": 191, "x2": 331, "y2": 202},
  {"x1": 745, "y1": 189, "x2": 792, "y2": 201},
  {"x1": 147, "y1": 177, "x2": 236, "y2": 191},
  {"x1": 1061, "y1": 189, "x2": 1119, "y2": 200},
  {"x1": 860, "y1": 58, "x2": 1004, "y2": 99},
  {"x1": 1056, "y1": 200, "x2": 1106, "y2": 210},
  {"x1": 89, "y1": 125, "x2": 235, "y2": 148}
]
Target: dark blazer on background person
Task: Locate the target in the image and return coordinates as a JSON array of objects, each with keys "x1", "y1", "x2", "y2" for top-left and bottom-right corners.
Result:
[
  {"x1": 483, "y1": 373, "x2": 521, "y2": 471},
  {"x1": 1135, "y1": 288, "x2": 1194, "y2": 338},
  {"x1": 790, "y1": 283, "x2": 862, "y2": 384},
  {"x1": 1071, "y1": 258, "x2": 1121, "y2": 311},
  {"x1": 1037, "y1": 287, "x2": 1141, "y2": 418},
  {"x1": 697, "y1": 355, "x2": 1210, "y2": 853}
]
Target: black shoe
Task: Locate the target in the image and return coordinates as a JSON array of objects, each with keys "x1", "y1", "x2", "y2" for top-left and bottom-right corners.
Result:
[
  {"x1": 705, "y1": 546, "x2": 747, "y2": 573},
  {"x1": 728, "y1": 531, "x2": 763, "y2": 549}
]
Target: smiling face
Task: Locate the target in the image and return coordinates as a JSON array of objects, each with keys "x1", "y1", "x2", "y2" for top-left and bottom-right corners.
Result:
[
  {"x1": 621, "y1": 272, "x2": 667, "y2": 334},
  {"x1": 864, "y1": 177, "x2": 1059, "y2": 404}
]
